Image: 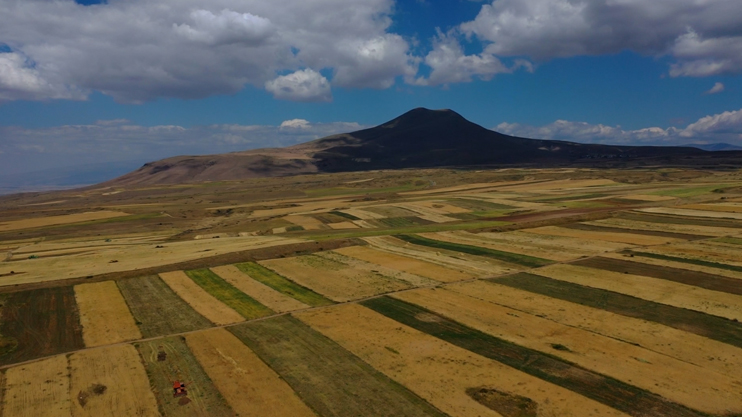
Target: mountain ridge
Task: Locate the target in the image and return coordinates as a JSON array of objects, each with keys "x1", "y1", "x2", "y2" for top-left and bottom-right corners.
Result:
[{"x1": 102, "y1": 108, "x2": 739, "y2": 187}]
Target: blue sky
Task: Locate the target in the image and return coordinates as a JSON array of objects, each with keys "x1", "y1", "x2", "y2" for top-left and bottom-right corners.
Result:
[{"x1": 1, "y1": 0, "x2": 741, "y2": 178}]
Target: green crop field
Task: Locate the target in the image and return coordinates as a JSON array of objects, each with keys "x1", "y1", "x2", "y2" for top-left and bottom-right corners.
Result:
[
  {"x1": 185, "y1": 268, "x2": 274, "y2": 319},
  {"x1": 234, "y1": 262, "x2": 334, "y2": 307}
]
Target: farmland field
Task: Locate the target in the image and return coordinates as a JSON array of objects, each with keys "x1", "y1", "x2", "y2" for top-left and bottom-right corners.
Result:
[
  {"x1": 2, "y1": 354, "x2": 71, "y2": 417},
  {"x1": 3, "y1": 167, "x2": 742, "y2": 415},
  {"x1": 74, "y1": 281, "x2": 141, "y2": 347},
  {"x1": 137, "y1": 336, "x2": 234, "y2": 416},
  {"x1": 211, "y1": 265, "x2": 309, "y2": 312},
  {"x1": 0, "y1": 287, "x2": 84, "y2": 365},
  {"x1": 184, "y1": 268, "x2": 274, "y2": 319},
  {"x1": 159, "y1": 271, "x2": 244, "y2": 325},
  {"x1": 229, "y1": 315, "x2": 447, "y2": 417},
  {"x1": 116, "y1": 275, "x2": 213, "y2": 338},
  {"x1": 185, "y1": 328, "x2": 317, "y2": 417},
  {"x1": 69, "y1": 344, "x2": 159, "y2": 417},
  {"x1": 260, "y1": 254, "x2": 411, "y2": 302}
]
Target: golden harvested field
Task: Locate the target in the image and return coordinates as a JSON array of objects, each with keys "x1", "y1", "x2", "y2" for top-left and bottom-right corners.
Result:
[
  {"x1": 680, "y1": 203, "x2": 742, "y2": 213},
  {"x1": 334, "y1": 245, "x2": 473, "y2": 282},
  {"x1": 2, "y1": 354, "x2": 71, "y2": 417},
  {"x1": 297, "y1": 303, "x2": 627, "y2": 417},
  {"x1": 390, "y1": 203, "x2": 459, "y2": 222},
  {"x1": 449, "y1": 280, "x2": 742, "y2": 379},
  {"x1": 523, "y1": 225, "x2": 683, "y2": 245},
  {"x1": 476, "y1": 230, "x2": 634, "y2": 256},
  {"x1": 0, "y1": 211, "x2": 128, "y2": 232},
  {"x1": 337, "y1": 208, "x2": 386, "y2": 219},
  {"x1": 601, "y1": 252, "x2": 742, "y2": 280},
  {"x1": 316, "y1": 250, "x2": 438, "y2": 287},
  {"x1": 639, "y1": 206, "x2": 742, "y2": 219},
  {"x1": 618, "y1": 194, "x2": 677, "y2": 201},
  {"x1": 4, "y1": 167, "x2": 742, "y2": 415},
  {"x1": 326, "y1": 221, "x2": 360, "y2": 229},
  {"x1": 0, "y1": 234, "x2": 302, "y2": 286},
  {"x1": 495, "y1": 178, "x2": 617, "y2": 192},
  {"x1": 74, "y1": 281, "x2": 141, "y2": 347},
  {"x1": 284, "y1": 215, "x2": 325, "y2": 230},
  {"x1": 159, "y1": 271, "x2": 245, "y2": 325},
  {"x1": 364, "y1": 235, "x2": 521, "y2": 277},
  {"x1": 260, "y1": 254, "x2": 410, "y2": 302},
  {"x1": 585, "y1": 217, "x2": 740, "y2": 236},
  {"x1": 210, "y1": 265, "x2": 309, "y2": 312},
  {"x1": 536, "y1": 264, "x2": 742, "y2": 320},
  {"x1": 392, "y1": 287, "x2": 742, "y2": 414},
  {"x1": 423, "y1": 230, "x2": 587, "y2": 262},
  {"x1": 185, "y1": 328, "x2": 317, "y2": 417},
  {"x1": 69, "y1": 344, "x2": 159, "y2": 417},
  {"x1": 640, "y1": 240, "x2": 742, "y2": 266}
]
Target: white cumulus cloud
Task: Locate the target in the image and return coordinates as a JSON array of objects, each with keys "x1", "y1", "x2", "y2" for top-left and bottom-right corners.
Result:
[
  {"x1": 0, "y1": 52, "x2": 85, "y2": 102},
  {"x1": 497, "y1": 108, "x2": 742, "y2": 146},
  {"x1": 266, "y1": 69, "x2": 332, "y2": 102},
  {"x1": 457, "y1": 0, "x2": 742, "y2": 77},
  {"x1": 705, "y1": 82, "x2": 725, "y2": 95},
  {"x1": 0, "y1": 0, "x2": 415, "y2": 103}
]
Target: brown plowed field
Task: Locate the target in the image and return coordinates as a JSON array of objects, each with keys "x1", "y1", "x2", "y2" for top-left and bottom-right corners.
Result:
[{"x1": 0, "y1": 286, "x2": 84, "y2": 366}]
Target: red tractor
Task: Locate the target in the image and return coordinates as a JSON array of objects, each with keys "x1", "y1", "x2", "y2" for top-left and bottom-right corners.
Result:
[{"x1": 173, "y1": 381, "x2": 188, "y2": 398}]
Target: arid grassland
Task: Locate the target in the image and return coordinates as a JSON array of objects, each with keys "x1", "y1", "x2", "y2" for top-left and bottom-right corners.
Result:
[{"x1": 1, "y1": 167, "x2": 742, "y2": 416}]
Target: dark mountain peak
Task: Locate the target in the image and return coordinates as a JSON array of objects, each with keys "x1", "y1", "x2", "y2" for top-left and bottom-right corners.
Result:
[{"x1": 379, "y1": 107, "x2": 464, "y2": 130}]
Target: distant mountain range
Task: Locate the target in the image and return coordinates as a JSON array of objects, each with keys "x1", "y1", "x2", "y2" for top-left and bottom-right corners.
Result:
[
  {"x1": 691, "y1": 143, "x2": 742, "y2": 151},
  {"x1": 91, "y1": 108, "x2": 742, "y2": 187}
]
